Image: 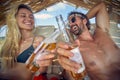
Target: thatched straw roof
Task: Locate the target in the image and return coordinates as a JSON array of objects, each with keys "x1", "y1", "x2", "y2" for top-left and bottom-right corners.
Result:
[{"x1": 0, "y1": 0, "x2": 120, "y2": 27}]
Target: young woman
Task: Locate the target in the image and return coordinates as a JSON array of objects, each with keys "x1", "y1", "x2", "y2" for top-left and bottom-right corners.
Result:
[{"x1": 0, "y1": 4, "x2": 54, "y2": 80}]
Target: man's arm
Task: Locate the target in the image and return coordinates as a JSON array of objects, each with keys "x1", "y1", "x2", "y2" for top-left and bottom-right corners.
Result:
[{"x1": 86, "y1": 2, "x2": 110, "y2": 32}]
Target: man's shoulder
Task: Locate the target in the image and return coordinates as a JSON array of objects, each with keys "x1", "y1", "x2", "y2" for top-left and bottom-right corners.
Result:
[{"x1": 94, "y1": 27, "x2": 109, "y2": 36}]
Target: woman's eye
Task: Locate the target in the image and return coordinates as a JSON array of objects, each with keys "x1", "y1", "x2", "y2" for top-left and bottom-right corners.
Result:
[
  {"x1": 30, "y1": 15, "x2": 34, "y2": 19},
  {"x1": 21, "y1": 15, "x2": 26, "y2": 17}
]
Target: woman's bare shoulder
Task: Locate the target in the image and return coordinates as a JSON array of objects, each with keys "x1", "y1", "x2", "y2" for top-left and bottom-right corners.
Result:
[
  {"x1": 35, "y1": 35, "x2": 45, "y2": 41},
  {"x1": 33, "y1": 35, "x2": 45, "y2": 48}
]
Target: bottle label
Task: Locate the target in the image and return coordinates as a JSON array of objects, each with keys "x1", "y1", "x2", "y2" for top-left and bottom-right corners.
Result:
[{"x1": 70, "y1": 47, "x2": 85, "y2": 73}]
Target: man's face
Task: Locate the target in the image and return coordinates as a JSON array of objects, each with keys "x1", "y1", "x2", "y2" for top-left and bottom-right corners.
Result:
[{"x1": 68, "y1": 14, "x2": 84, "y2": 36}]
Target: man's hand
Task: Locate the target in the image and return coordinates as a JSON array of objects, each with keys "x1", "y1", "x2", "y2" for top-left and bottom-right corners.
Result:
[{"x1": 56, "y1": 42, "x2": 80, "y2": 73}]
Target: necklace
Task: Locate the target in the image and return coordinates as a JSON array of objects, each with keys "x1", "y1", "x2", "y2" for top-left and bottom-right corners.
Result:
[{"x1": 21, "y1": 37, "x2": 33, "y2": 43}]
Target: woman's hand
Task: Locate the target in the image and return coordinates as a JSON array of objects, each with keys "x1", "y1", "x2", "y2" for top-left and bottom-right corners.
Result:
[{"x1": 35, "y1": 51, "x2": 55, "y2": 73}]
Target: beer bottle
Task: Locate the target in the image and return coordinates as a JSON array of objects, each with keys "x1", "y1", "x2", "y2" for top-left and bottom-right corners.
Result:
[
  {"x1": 56, "y1": 14, "x2": 86, "y2": 80},
  {"x1": 25, "y1": 29, "x2": 60, "y2": 73}
]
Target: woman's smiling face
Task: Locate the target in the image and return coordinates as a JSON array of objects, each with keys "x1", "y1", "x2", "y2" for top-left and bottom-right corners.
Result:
[{"x1": 16, "y1": 8, "x2": 35, "y2": 30}]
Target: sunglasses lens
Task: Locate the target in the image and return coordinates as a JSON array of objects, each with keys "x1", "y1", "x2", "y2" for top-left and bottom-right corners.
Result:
[{"x1": 71, "y1": 17, "x2": 76, "y2": 23}]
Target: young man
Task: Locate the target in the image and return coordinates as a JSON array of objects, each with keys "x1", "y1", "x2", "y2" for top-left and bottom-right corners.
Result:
[
  {"x1": 0, "y1": 4, "x2": 54, "y2": 80},
  {"x1": 57, "y1": 2, "x2": 120, "y2": 80}
]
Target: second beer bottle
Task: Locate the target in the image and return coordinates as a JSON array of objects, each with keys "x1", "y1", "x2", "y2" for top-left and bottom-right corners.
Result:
[{"x1": 56, "y1": 14, "x2": 86, "y2": 80}]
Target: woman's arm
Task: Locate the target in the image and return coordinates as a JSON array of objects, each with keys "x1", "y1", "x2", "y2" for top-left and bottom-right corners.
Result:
[{"x1": 0, "y1": 63, "x2": 33, "y2": 80}]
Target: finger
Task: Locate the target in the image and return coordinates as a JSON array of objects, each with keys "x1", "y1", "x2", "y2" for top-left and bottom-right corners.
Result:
[
  {"x1": 36, "y1": 59, "x2": 52, "y2": 67},
  {"x1": 57, "y1": 42, "x2": 69, "y2": 49},
  {"x1": 45, "y1": 48, "x2": 56, "y2": 53},
  {"x1": 59, "y1": 56, "x2": 80, "y2": 69},
  {"x1": 50, "y1": 49, "x2": 56, "y2": 53},
  {"x1": 57, "y1": 48, "x2": 73, "y2": 58},
  {"x1": 58, "y1": 56, "x2": 79, "y2": 72},
  {"x1": 39, "y1": 53, "x2": 55, "y2": 60}
]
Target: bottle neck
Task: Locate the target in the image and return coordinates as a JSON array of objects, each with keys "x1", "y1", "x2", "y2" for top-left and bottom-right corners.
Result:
[
  {"x1": 44, "y1": 29, "x2": 60, "y2": 43},
  {"x1": 62, "y1": 28, "x2": 74, "y2": 43},
  {"x1": 56, "y1": 14, "x2": 75, "y2": 43}
]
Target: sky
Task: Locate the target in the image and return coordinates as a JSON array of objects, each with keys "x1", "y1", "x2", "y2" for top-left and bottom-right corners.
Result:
[
  {"x1": 34, "y1": 2, "x2": 95, "y2": 28},
  {"x1": 0, "y1": 2, "x2": 95, "y2": 37}
]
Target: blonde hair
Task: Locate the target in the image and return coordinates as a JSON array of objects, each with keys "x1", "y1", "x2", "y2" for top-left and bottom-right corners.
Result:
[{"x1": 0, "y1": 4, "x2": 33, "y2": 71}]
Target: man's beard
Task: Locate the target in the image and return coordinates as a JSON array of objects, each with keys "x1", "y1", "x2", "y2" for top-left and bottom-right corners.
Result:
[{"x1": 70, "y1": 25, "x2": 83, "y2": 36}]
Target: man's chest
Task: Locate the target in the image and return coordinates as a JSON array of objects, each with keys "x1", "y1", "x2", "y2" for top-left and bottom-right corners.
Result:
[{"x1": 79, "y1": 41, "x2": 108, "y2": 70}]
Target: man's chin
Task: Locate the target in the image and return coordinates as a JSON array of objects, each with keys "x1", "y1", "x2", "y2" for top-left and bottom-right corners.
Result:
[{"x1": 73, "y1": 31, "x2": 82, "y2": 36}]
